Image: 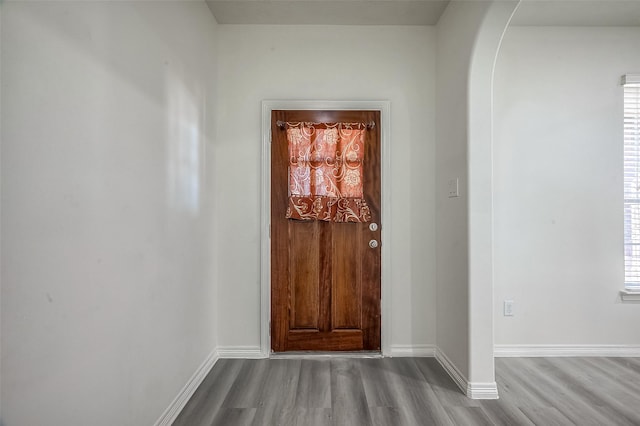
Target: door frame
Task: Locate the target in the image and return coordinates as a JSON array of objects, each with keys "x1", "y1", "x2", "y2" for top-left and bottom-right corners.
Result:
[{"x1": 260, "y1": 100, "x2": 392, "y2": 356}]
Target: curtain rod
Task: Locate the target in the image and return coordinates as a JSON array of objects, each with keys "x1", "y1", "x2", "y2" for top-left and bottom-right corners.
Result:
[{"x1": 276, "y1": 121, "x2": 375, "y2": 130}]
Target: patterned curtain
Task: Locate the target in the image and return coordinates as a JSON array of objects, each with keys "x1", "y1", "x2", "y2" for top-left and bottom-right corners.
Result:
[{"x1": 285, "y1": 122, "x2": 371, "y2": 222}]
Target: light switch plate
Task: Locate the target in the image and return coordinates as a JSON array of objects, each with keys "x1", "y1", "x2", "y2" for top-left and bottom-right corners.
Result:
[
  {"x1": 448, "y1": 178, "x2": 459, "y2": 198},
  {"x1": 504, "y1": 300, "x2": 514, "y2": 316}
]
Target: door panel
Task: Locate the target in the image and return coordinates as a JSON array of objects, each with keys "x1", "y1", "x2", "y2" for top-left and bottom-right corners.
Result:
[
  {"x1": 332, "y1": 223, "x2": 362, "y2": 330},
  {"x1": 290, "y1": 221, "x2": 320, "y2": 329},
  {"x1": 271, "y1": 110, "x2": 381, "y2": 352}
]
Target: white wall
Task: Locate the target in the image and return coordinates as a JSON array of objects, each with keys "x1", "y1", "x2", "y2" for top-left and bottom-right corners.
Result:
[
  {"x1": 215, "y1": 25, "x2": 437, "y2": 351},
  {"x1": 494, "y1": 26, "x2": 640, "y2": 346},
  {"x1": 466, "y1": 0, "x2": 518, "y2": 389},
  {"x1": 1, "y1": 3, "x2": 218, "y2": 425}
]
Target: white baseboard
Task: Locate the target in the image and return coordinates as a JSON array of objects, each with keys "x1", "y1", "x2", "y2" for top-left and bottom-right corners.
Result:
[
  {"x1": 388, "y1": 344, "x2": 436, "y2": 357},
  {"x1": 494, "y1": 344, "x2": 640, "y2": 357},
  {"x1": 217, "y1": 346, "x2": 267, "y2": 359},
  {"x1": 154, "y1": 348, "x2": 219, "y2": 426},
  {"x1": 434, "y1": 348, "x2": 468, "y2": 396},
  {"x1": 466, "y1": 382, "x2": 499, "y2": 399},
  {"x1": 434, "y1": 347, "x2": 499, "y2": 400}
]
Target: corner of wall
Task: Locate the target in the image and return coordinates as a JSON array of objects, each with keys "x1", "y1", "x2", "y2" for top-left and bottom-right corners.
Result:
[
  {"x1": 153, "y1": 349, "x2": 220, "y2": 426},
  {"x1": 435, "y1": 346, "x2": 499, "y2": 400},
  {"x1": 467, "y1": 0, "x2": 520, "y2": 386}
]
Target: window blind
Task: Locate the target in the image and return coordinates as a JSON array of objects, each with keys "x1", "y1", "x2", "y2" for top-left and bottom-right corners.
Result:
[{"x1": 623, "y1": 74, "x2": 640, "y2": 291}]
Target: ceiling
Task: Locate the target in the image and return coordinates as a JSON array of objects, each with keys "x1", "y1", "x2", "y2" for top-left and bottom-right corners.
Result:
[
  {"x1": 513, "y1": 1, "x2": 640, "y2": 26},
  {"x1": 205, "y1": 0, "x2": 640, "y2": 26}
]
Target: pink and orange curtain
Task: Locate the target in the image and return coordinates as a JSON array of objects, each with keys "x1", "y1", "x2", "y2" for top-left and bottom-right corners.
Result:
[{"x1": 285, "y1": 122, "x2": 371, "y2": 223}]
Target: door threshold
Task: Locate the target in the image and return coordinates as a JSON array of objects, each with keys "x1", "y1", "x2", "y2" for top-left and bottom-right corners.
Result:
[{"x1": 270, "y1": 351, "x2": 383, "y2": 359}]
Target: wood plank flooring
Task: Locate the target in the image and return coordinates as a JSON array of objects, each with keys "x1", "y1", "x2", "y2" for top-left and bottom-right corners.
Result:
[{"x1": 173, "y1": 357, "x2": 640, "y2": 426}]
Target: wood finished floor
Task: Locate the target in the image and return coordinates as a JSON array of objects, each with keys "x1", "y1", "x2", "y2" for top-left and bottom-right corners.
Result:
[{"x1": 173, "y1": 357, "x2": 640, "y2": 426}]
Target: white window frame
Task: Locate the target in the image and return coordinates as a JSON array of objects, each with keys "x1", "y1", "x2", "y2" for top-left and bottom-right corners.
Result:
[{"x1": 622, "y1": 74, "x2": 640, "y2": 301}]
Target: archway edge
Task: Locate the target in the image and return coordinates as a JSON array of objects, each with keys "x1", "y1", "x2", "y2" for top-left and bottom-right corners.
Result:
[{"x1": 467, "y1": 0, "x2": 521, "y2": 396}]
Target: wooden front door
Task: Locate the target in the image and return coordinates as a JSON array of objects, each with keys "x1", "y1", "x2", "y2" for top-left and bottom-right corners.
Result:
[{"x1": 271, "y1": 110, "x2": 381, "y2": 352}]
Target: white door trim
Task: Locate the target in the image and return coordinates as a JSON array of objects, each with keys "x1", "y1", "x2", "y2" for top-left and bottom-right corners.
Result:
[{"x1": 261, "y1": 100, "x2": 392, "y2": 356}]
